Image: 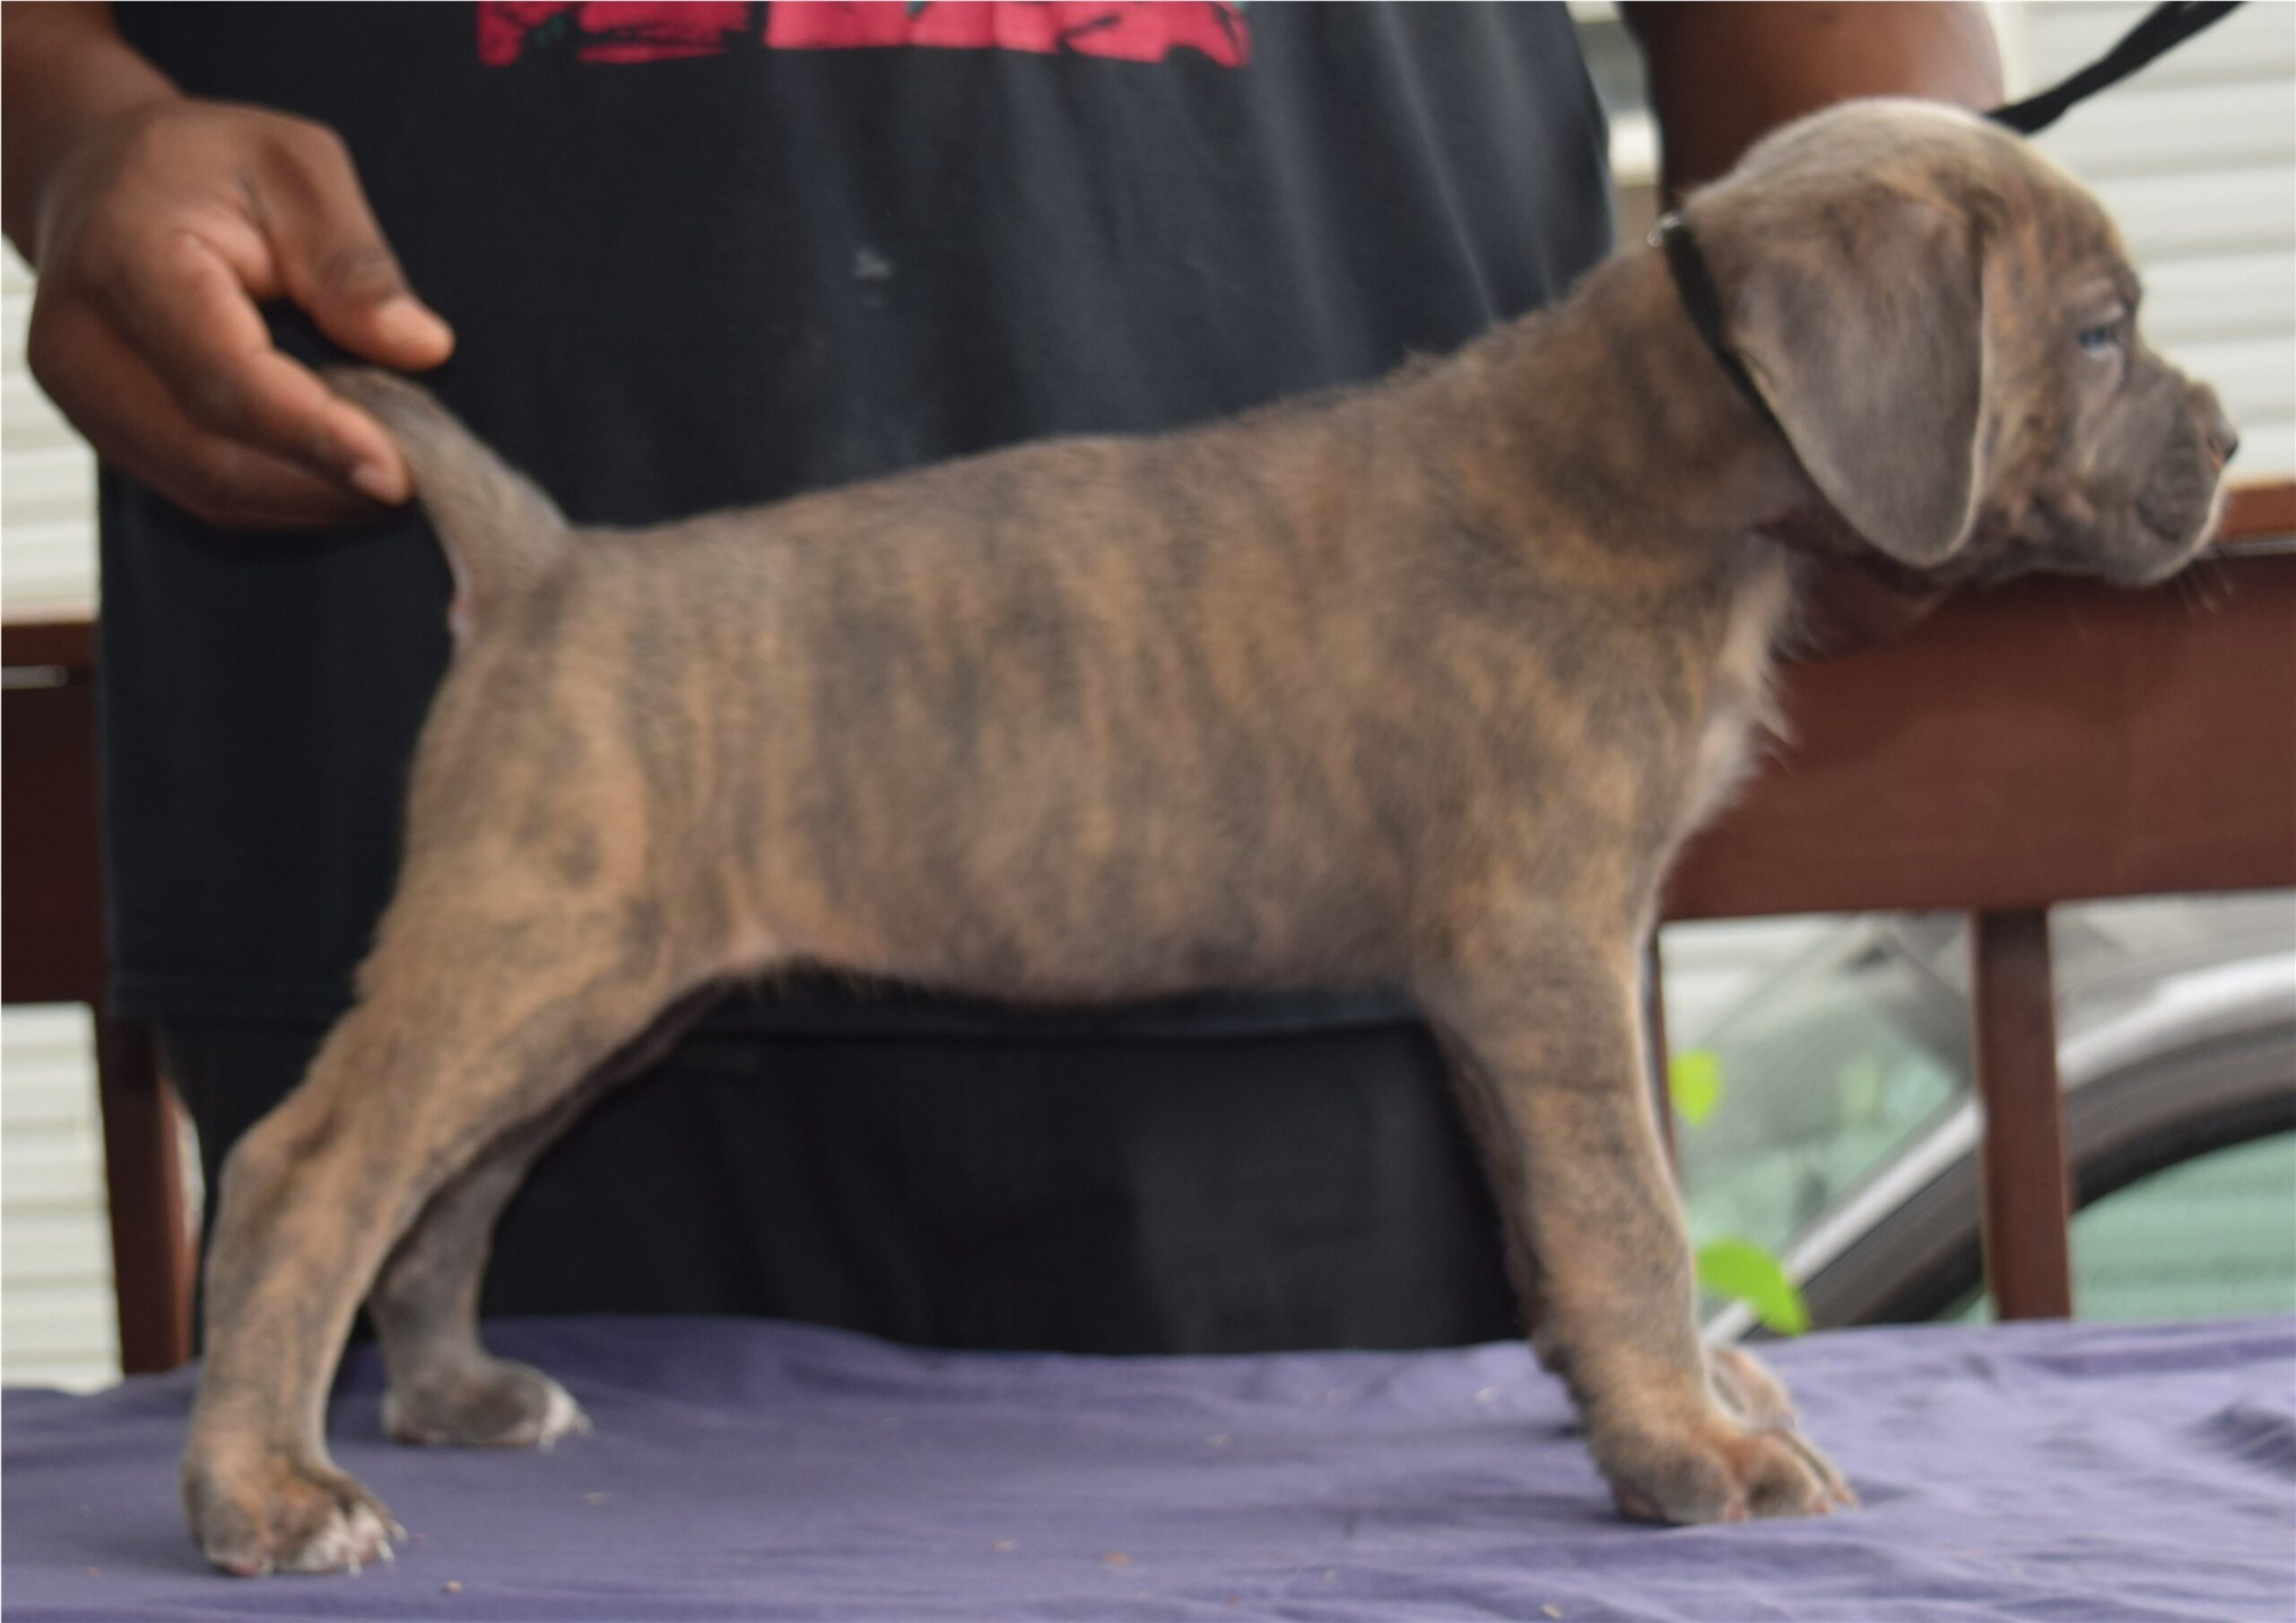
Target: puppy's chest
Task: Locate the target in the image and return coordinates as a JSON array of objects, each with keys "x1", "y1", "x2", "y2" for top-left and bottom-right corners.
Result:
[{"x1": 1681, "y1": 554, "x2": 1795, "y2": 834}]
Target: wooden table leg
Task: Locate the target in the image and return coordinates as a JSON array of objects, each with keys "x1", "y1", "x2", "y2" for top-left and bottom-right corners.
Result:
[
  {"x1": 1970, "y1": 908, "x2": 2074, "y2": 1320},
  {"x1": 93, "y1": 1018, "x2": 195, "y2": 1373}
]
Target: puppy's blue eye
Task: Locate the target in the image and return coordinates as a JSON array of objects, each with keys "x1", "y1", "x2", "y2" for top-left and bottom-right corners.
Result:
[{"x1": 2078, "y1": 324, "x2": 2122, "y2": 356}]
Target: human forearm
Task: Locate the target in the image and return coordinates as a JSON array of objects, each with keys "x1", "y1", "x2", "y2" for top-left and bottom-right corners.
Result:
[
  {"x1": 1, "y1": 3, "x2": 177, "y2": 260},
  {"x1": 1623, "y1": 3, "x2": 2005, "y2": 203}
]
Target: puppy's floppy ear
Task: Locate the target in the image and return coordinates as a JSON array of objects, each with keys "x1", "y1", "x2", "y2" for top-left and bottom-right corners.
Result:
[{"x1": 1719, "y1": 193, "x2": 1989, "y2": 568}]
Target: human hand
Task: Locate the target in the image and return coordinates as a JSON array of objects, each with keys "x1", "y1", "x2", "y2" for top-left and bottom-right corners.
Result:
[{"x1": 22, "y1": 94, "x2": 454, "y2": 529}]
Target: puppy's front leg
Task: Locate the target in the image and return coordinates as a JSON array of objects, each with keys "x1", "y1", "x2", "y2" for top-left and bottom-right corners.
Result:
[{"x1": 1421, "y1": 942, "x2": 1853, "y2": 1523}]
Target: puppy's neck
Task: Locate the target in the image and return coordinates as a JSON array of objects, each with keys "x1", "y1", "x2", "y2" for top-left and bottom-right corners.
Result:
[{"x1": 1451, "y1": 249, "x2": 1822, "y2": 571}]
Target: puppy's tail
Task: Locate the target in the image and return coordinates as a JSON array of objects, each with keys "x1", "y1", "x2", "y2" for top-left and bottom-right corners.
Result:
[{"x1": 326, "y1": 368, "x2": 569, "y2": 641}]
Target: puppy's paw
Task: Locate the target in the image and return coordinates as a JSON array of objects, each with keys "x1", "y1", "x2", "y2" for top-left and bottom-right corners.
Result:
[
  {"x1": 183, "y1": 1451, "x2": 404, "y2": 1576},
  {"x1": 383, "y1": 1358, "x2": 588, "y2": 1450},
  {"x1": 1709, "y1": 1344, "x2": 1799, "y2": 1433},
  {"x1": 1597, "y1": 1403, "x2": 1855, "y2": 1524}
]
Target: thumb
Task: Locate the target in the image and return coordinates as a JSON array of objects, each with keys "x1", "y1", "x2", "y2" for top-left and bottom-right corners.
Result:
[{"x1": 260, "y1": 129, "x2": 454, "y2": 369}]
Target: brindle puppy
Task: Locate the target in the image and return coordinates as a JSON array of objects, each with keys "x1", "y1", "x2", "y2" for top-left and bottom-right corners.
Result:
[{"x1": 180, "y1": 101, "x2": 2236, "y2": 1574}]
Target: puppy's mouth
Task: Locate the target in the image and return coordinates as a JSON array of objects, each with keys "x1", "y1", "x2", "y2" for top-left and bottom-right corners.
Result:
[
  {"x1": 2092, "y1": 487, "x2": 2221, "y2": 588},
  {"x1": 2135, "y1": 471, "x2": 2227, "y2": 561},
  {"x1": 1970, "y1": 464, "x2": 2222, "y2": 588}
]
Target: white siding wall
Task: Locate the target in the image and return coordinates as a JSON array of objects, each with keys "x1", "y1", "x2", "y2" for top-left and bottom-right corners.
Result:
[
  {"x1": 0, "y1": 1008, "x2": 119, "y2": 1389},
  {"x1": 3, "y1": 6, "x2": 2291, "y2": 1391},
  {"x1": 1, "y1": 246, "x2": 97, "y2": 612},
  {"x1": 4, "y1": 243, "x2": 117, "y2": 1390}
]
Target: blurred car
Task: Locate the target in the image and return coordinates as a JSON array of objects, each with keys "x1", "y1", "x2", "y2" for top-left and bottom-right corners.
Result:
[{"x1": 1659, "y1": 893, "x2": 2296, "y2": 1341}]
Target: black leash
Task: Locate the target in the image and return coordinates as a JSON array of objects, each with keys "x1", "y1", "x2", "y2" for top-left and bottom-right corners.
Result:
[
  {"x1": 1656, "y1": 1, "x2": 2244, "y2": 429},
  {"x1": 1987, "y1": 1, "x2": 2242, "y2": 135}
]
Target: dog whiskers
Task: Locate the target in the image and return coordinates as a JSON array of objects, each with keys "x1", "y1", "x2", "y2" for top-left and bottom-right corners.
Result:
[{"x1": 2176, "y1": 553, "x2": 2233, "y2": 617}]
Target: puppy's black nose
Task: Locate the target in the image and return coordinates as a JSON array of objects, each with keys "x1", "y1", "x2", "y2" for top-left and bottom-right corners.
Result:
[{"x1": 2207, "y1": 414, "x2": 2240, "y2": 465}]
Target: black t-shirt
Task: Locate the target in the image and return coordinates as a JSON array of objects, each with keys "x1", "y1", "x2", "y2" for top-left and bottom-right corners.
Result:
[{"x1": 103, "y1": 1, "x2": 1612, "y2": 1028}]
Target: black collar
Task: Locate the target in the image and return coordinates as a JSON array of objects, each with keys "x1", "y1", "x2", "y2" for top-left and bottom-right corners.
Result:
[{"x1": 1650, "y1": 213, "x2": 1780, "y2": 438}]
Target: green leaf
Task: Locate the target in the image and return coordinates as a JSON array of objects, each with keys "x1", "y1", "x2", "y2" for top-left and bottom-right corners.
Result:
[
  {"x1": 1668, "y1": 1049, "x2": 1724, "y2": 1127},
  {"x1": 1697, "y1": 1238, "x2": 1811, "y2": 1336}
]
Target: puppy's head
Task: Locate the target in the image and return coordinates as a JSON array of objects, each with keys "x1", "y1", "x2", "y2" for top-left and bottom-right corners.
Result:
[{"x1": 1687, "y1": 100, "x2": 2237, "y2": 587}]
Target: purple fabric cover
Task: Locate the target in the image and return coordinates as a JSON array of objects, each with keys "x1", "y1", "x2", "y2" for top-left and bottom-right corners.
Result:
[{"x1": 7, "y1": 1315, "x2": 2293, "y2": 1621}]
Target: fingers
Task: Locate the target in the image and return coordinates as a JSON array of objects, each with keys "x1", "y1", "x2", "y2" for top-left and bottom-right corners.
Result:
[
  {"x1": 28, "y1": 296, "x2": 380, "y2": 531},
  {"x1": 91, "y1": 223, "x2": 413, "y2": 502},
  {"x1": 251, "y1": 123, "x2": 454, "y2": 371}
]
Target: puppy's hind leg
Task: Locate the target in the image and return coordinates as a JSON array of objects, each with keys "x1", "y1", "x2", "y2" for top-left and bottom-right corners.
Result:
[
  {"x1": 368, "y1": 1096, "x2": 594, "y2": 1453},
  {"x1": 369, "y1": 990, "x2": 718, "y2": 1450},
  {"x1": 181, "y1": 880, "x2": 695, "y2": 1575}
]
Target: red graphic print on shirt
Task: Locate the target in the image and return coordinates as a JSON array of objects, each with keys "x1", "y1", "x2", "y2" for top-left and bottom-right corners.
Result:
[{"x1": 478, "y1": 3, "x2": 1251, "y2": 68}]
